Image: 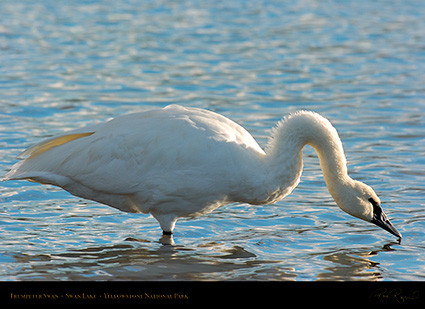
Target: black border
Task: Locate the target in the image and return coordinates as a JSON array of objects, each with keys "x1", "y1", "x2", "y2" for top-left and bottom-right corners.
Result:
[{"x1": 1, "y1": 281, "x2": 424, "y2": 306}]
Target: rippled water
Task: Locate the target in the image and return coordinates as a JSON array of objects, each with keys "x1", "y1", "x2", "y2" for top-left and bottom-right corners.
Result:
[{"x1": 1, "y1": 0, "x2": 425, "y2": 281}]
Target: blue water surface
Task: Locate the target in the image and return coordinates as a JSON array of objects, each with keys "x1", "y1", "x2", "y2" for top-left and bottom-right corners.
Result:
[{"x1": 1, "y1": 0, "x2": 425, "y2": 281}]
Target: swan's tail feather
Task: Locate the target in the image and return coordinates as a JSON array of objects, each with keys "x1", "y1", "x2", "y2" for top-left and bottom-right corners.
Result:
[
  {"x1": 3, "y1": 132, "x2": 95, "y2": 182},
  {"x1": 20, "y1": 132, "x2": 95, "y2": 161}
]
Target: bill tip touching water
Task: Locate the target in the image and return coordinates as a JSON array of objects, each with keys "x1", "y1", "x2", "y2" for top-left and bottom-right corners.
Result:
[{"x1": 4, "y1": 105, "x2": 401, "y2": 240}]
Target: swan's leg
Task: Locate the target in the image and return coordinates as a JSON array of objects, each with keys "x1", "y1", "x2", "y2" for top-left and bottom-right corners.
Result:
[{"x1": 152, "y1": 212, "x2": 177, "y2": 235}]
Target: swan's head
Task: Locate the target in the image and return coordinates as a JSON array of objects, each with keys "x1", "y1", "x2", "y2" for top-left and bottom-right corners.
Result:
[{"x1": 333, "y1": 180, "x2": 402, "y2": 239}]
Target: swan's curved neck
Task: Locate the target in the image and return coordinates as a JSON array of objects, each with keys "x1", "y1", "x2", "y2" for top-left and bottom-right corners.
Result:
[{"x1": 263, "y1": 111, "x2": 350, "y2": 203}]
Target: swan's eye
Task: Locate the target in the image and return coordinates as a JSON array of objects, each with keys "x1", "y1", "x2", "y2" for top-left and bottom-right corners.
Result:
[
  {"x1": 368, "y1": 198, "x2": 382, "y2": 216},
  {"x1": 368, "y1": 198, "x2": 379, "y2": 207}
]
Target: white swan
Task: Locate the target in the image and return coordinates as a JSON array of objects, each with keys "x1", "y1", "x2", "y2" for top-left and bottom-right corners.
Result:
[{"x1": 4, "y1": 105, "x2": 401, "y2": 239}]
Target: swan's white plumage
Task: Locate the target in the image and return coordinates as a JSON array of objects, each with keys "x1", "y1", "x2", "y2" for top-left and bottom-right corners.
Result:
[
  {"x1": 5, "y1": 105, "x2": 266, "y2": 231},
  {"x1": 4, "y1": 104, "x2": 401, "y2": 238}
]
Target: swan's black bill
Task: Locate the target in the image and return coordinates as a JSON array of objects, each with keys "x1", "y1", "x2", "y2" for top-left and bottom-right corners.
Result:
[{"x1": 371, "y1": 203, "x2": 402, "y2": 239}]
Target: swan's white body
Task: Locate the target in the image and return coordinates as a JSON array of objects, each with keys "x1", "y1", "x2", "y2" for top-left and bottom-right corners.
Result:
[{"x1": 4, "y1": 105, "x2": 401, "y2": 238}]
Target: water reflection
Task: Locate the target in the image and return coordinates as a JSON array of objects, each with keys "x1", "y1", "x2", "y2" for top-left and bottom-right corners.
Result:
[
  {"x1": 8, "y1": 231, "x2": 405, "y2": 281},
  {"x1": 7, "y1": 237, "x2": 300, "y2": 280},
  {"x1": 126, "y1": 234, "x2": 175, "y2": 246},
  {"x1": 317, "y1": 242, "x2": 400, "y2": 281},
  {"x1": 159, "y1": 234, "x2": 175, "y2": 246}
]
